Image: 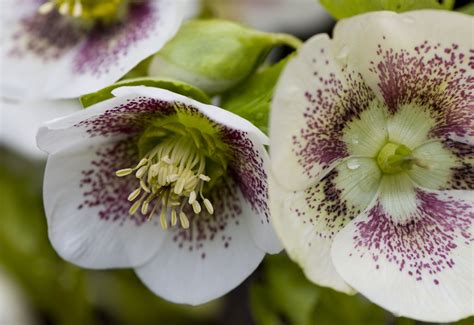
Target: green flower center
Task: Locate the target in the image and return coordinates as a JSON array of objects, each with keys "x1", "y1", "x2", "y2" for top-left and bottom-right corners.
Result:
[
  {"x1": 39, "y1": 0, "x2": 128, "y2": 23},
  {"x1": 376, "y1": 142, "x2": 416, "y2": 174},
  {"x1": 115, "y1": 113, "x2": 229, "y2": 230}
]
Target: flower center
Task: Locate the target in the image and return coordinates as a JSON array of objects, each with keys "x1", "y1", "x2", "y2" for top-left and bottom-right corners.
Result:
[
  {"x1": 115, "y1": 115, "x2": 228, "y2": 230},
  {"x1": 376, "y1": 142, "x2": 417, "y2": 174},
  {"x1": 38, "y1": 0, "x2": 128, "y2": 23}
]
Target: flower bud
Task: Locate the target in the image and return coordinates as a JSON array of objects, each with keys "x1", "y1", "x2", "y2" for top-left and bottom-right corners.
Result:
[{"x1": 148, "y1": 19, "x2": 301, "y2": 95}]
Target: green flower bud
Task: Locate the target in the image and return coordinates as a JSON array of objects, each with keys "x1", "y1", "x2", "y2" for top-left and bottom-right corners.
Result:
[{"x1": 148, "y1": 19, "x2": 301, "y2": 95}]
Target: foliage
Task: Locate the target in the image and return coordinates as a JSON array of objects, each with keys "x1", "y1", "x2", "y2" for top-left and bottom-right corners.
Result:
[{"x1": 319, "y1": 0, "x2": 455, "y2": 19}]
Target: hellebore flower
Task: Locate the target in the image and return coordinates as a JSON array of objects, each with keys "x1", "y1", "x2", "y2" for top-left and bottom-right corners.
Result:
[
  {"x1": 1, "y1": 0, "x2": 182, "y2": 99},
  {"x1": 0, "y1": 99, "x2": 81, "y2": 158},
  {"x1": 269, "y1": 10, "x2": 473, "y2": 322},
  {"x1": 209, "y1": 0, "x2": 332, "y2": 34},
  {"x1": 37, "y1": 86, "x2": 281, "y2": 304}
]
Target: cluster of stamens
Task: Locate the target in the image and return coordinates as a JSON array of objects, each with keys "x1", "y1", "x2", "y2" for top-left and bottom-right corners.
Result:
[
  {"x1": 38, "y1": 0, "x2": 126, "y2": 22},
  {"x1": 116, "y1": 136, "x2": 215, "y2": 230}
]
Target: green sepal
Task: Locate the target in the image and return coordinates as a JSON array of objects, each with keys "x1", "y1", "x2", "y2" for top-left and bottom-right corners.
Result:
[
  {"x1": 320, "y1": 0, "x2": 455, "y2": 20},
  {"x1": 220, "y1": 56, "x2": 291, "y2": 134},
  {"x1": 148, "y1": 19, "x2": 301, "y2": 95},
  {"x1": 80, "y1": 77, "x2": 212, "y2": 108}
]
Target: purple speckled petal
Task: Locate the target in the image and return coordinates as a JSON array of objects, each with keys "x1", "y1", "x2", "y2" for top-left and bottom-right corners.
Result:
[
  {"x1": 332, "y1": 188, "x2": 474, "y2": 322},
  {"x1": 43, "y1": 140, "x2": 167, "y2": 269},
  {"x1": 134, "y1": 187, "x2": 265, "y2": 305},
  {"x1": 333, "y1": 10, "x2": 473, "y2": 145},
  {"x1": 222, "y1": 128, "x2": 282, "y2": 253},
  {"x1": 1, "y1": 0, "x2": 182, "y2": 99},
  {"x1": 270, "y1": 157, "x2": 380, "y2": 293},
  {"x1": 271, "y1": 34, "x2": 378, "y2": 191}
]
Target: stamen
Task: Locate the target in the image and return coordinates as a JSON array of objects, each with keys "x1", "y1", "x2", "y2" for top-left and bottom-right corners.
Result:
[
  {"x1": 128, "y1": 188, "x2": 141, "y2": 201},
  {"x1": 203, "y1": 199, "x2": 214, "y2": 215},
  {"x1": 171, "y1": 209, "x2": 178, "y2": 226},
  {"x1": 188, "y1": 191, "x2": 197, "y2": 204},
  {"x1": 160, "y1": 208, "x2": 168, "y2": 230},
  {"x1": 136, "y1": 166, "x2": 148, "y2": 179},
  {"x1": 58, "y1": 2, "x2": 69, "y2": 15},
  {"x1": 38, "y1": 1, "x2": 55, "y2": 14},
  {"x1": 72, "y1": 0, "x2": 83, "y2": 17},
  {"x1": 115, "y1": 121, "x2": 223, "y2": 230},
  {"x1": 116, "y1": 168, "x2": 133, "y2": 177},
  {"x1": 192, "y1": 201, "x2": 201, "y2": 214},
  {"x1": 179, "y1": 212, "x2": 190, "y2": 229}
]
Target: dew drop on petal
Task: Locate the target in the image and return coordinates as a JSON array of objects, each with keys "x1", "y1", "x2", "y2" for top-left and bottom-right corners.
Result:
[
  {"x1": 335, "y1": 45, "x2": 349, "y2": 62},
  {"x1": 347, "y1": 159, "x2": 360, "y2": 170}
]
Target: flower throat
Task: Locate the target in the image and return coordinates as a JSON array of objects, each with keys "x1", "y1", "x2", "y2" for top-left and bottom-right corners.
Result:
[{"x1": 116, "y1": 113, "x2": 229, "y2": 230}]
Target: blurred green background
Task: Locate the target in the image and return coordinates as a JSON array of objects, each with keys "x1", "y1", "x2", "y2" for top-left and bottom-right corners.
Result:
[{"x1": 1, "y1": 147, "x2": 472, "y2": 325}]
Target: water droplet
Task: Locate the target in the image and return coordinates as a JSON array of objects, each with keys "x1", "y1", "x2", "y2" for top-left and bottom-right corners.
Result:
[
  {"x1": 352, "y1": 136, "x2": 359, "y2": 145},
  {"x1": 336, "y1": 45, "x2": 349, "y2": 62},
  {"x1": 347, "y1": 159, "x2": 360, "y2": 170}
]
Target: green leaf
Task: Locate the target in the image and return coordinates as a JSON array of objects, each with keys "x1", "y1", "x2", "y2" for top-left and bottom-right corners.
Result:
[
  {"x1": 457, "y1": 3, "x2": 474, "y2": 15},
  {"x1": 148, "y1": 19, "x2": 301, "y2": 95},
  {"x1": 319, "y1": 0, "x2": 455, "y2": 20},
  {"x1": 220, "y1": 56, "x2": 290, "y2": 134},
  {"x1": 80, "y1": 77, "x2": 212, "y2": 108},
  {"x1": 250, "y1": 254, "x2": 474, "y2": 325}
]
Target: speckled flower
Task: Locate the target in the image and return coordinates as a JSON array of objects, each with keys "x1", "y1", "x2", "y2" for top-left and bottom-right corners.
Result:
[
  {"x1": 270, "y1": 10, "x2": 473, "y2": 322},
  {"x1": 1, "y1": 0, "x2": 182, "y2": 100},
  {"x1": 37, "y1": 86, "x2": 281, "y2": 304}
]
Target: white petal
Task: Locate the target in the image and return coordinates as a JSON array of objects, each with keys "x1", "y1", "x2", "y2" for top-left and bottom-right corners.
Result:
[
  {"x1": 225, "y1": 131, "x2": 281, "y2": 254},
  {"x1": 211, "y1": 0, "x2": 332, "y2": 34},
  {"x1": 112, "y1": 86, "x2": 268, "y2": 144},
  {"x1": 333, "y1": 10, "x2": 473, "y2": 143},
  {"x1": 269, "y1": 158, "x2": 381, "y2": 293},
  {"x1": 271, "y1": 34, "x2": 354, "y2": 190},
  {"x1": 332, "y1": 189, "x2": 474, "y2": 322},
  {"x1": 378, "y1": 173, "x2": 418, "y2": 225},
  {"x1": 408, "y1": 141, "x2": 459, "y2": 190},
  {"x1": 1, "y1": 0, "x2": 182, "y2": 99},
  {"x1": 0, "y1": 98, "x2": 81, "y2": 159},
  {"x1": 134, "y1": 189, "x2": 265, "y2": 305},
  {"x1": 44, "y1": 140, "x2": 166, "y2": 269}
]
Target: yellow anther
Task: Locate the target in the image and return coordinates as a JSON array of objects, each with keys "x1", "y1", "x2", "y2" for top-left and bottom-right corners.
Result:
[
  {"x1": 38, "y1": 1, "x2": 55, "y2": 14},
  {"x1": 141, "y1": 200, "x2": 149, "y2": 215},
  {"x1": 129, "y1": 199, "x2": 141, "y2": 215},
  {"x1": 199, "y1": 174, "x2": 211, "y2": 182},
  {"x1": 188, "y1": 191, "x2": 197, "y2": 204},
  {"x1": 116, "y1": 168, "x2": 133, "y2": 177},
  {"x1": 203, "y1": 199, "x2": 214, "y2": 215},
  {"x1": 192, "y1": 201, "x2": 201, "y2": 214},
  {"x1": 171, "y1": 209, "x2": 178, "y2": 226},
  {"x1": 179, "y1": 212, "x2": 190, "y2": 229},
  {"x1": 72, "y1": 0, "x2": 83, "y2": 17},
  {"x1": 127, "y1": 188, "x2": 141, "y2": 201},
  {"x1": 59, "y1": 2, "x2": 69, "y2": 15},
  {"x1": 136, "y1": 165, "x2": 148, "y2": 178}
]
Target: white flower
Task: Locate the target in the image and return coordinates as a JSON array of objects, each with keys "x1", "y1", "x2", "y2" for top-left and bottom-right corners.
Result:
[
  {"x1": 37, "y1": 86, "x2": 281, "y2": 304},
  {"x1": 0, "y1": 0, "x2": 182, "y2": 100},
  {"x1": 270, "y1": 10, "x2": 473, "y2": 322},
  {"x1": 210, "y1": 0, "x2": 332, "y2": 34},
  {"x1": 0, "y1": 98, "x2": 81, "y2": 158}
]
